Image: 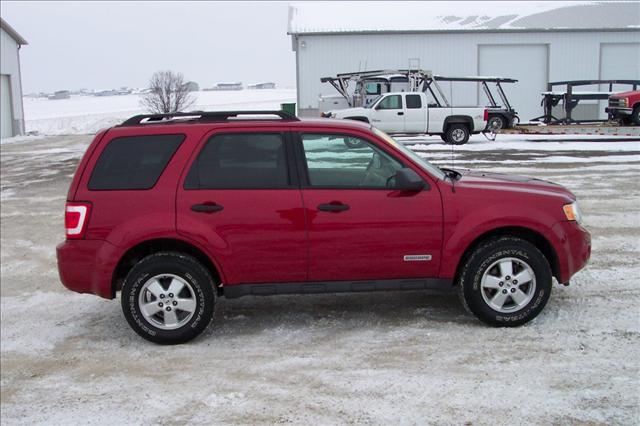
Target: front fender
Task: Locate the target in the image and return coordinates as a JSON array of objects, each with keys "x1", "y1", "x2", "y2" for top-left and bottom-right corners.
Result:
[{"x1": 438, "y1": 203, "x2": 564, "y2": 279}]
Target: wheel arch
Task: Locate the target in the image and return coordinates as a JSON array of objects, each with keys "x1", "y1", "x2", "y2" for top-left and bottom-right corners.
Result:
[
  {"x1": 486, "y1": 113, "x2": 510, "y2": 129},
  {"x1": 112, "y1": 238, "x2": 224, "y2": 297},
  {"x1": 443, "y1": 115, "x2": 474, "y2": 132},
  {"x1": 344, "y1": 116, "x2": 370, "y2": 123},
  {"x1": 452, "y1": 226, "x2": 560, "y2": 286}
]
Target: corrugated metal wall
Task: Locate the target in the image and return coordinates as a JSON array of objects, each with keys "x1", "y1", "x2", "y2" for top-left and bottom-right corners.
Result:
[
  {"x1": 0, "y1": 28, "x2": 24, "y2": 137},
  {"x1": 295, "y1": 31, "x2": 640, "y2": 121}
]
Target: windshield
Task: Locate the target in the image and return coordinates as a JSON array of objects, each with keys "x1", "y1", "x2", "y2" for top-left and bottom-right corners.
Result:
[
  {"x1": 373, "y1": 128, "x2": 446, "y2": 180},
  {"x1": 364, "y1": 95, "x2": 382, "y2": 108}
]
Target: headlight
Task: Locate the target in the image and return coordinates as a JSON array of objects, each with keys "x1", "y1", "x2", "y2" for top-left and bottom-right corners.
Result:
[
  {"x1": 563, "y1": 201, "x2": 583, "y2": 224},
  {"x1": 620, "y1": 98, "x2": 629, "y2": 107}
]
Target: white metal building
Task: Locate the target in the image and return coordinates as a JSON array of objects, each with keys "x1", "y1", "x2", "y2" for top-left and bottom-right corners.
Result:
[
  {"x1": 1, "y1": 18, "x2": 27, "y2": 138},
  {"x1": 288, "y1": 1, "x2": 640, "y2": 120}
]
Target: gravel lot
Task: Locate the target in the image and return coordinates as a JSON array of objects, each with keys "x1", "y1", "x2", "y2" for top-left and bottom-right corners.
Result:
[{"x1": 1, "y1": 135, "x2": 639, "y2": 425}]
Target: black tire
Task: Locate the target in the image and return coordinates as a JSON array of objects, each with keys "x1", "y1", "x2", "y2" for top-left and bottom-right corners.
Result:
[
  {"x1": 440, "y1": 134, "x2": 447, "y2": 142},
  {"x1": 121, "y1": 251, "x2": 215, "y2": 344},
  {"x1": 457, "y1": 237, "x2": 552, "y2": 327},
  {"x1": 487, "y1": 115, "x2": 506, "y2": 131},
  {"x1": 632, "y1": 106, "x2": 640, "y2": 126},
  {"x1": 445, "y1": 124, "x2": 470, "y2": 145}
]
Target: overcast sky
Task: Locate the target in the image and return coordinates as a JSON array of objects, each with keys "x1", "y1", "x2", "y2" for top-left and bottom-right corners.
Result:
[{"x1": 1, "y1": 1, "x2": 295, "y2": 93}]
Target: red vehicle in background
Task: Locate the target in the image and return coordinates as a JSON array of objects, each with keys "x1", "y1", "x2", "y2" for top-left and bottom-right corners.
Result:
[
  {"x1": 57, "y1": 111, "x2": 591, "y2": 344},
  {"x1": 607, "y1": 90, "x2": 640, "y2": 125}
]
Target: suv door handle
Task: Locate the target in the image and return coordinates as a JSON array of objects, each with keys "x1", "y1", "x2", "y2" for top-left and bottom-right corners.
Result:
[
  {"x1": 397, "y1": 112, "x2": 404, "y2": 116},
  {"x1": 318, "y1": 202, "x2": 350, "y2": 212},
  {"x1": 191, "y1": 203, "x2": 224, "y2": 213}
]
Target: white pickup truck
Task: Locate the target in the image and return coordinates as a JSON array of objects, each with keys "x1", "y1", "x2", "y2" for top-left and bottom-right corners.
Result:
[{"x1": 327, "y1": 92, "x2": 488, "y2": 144}]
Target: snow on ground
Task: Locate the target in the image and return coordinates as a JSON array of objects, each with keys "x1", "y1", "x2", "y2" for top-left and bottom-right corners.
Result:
[
  {"x1": 20, "y1": 89, "x2": 296, "y2": 136},
  {"x1": 1, "y1": 132, "x2": 639, "y2": 424},
  {"x1": 398, "y1": 133, "x2": 640, "y2": 151}
]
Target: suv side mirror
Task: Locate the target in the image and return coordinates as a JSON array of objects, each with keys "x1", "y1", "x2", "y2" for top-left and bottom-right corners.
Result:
[{"x1": 395, "y1": 168, "x2": 425, "y2": 191}]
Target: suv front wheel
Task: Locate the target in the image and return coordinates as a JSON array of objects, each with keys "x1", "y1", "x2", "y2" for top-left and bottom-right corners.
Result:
[
  {"x1": 457, "y1": 237, "x2": 552, "y2": 326},
  {"x1": 121, "y1": 252, "x2": 215, "y2": 344}
]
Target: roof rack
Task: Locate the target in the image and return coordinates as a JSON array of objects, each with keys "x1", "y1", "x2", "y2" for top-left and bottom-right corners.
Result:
[{"x1": 119, "y1": 110, "x2": 299, "y2": 126}]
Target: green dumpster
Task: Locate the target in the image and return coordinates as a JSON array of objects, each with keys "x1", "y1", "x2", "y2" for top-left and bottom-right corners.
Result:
[{"x1": 280, "y1": 103, "x2": 296, "y2": 116}]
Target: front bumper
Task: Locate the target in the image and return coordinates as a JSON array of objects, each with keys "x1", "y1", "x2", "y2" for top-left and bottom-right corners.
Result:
[
  {"x1": 56, "y1": 239, "x2": 120, "y2": 299},
  {"x1": 605, "y1": 107, "x2": 633, "y2": 116},
  {"x1": 551, "y1": 221, "x2": 591, "y2": 284}
]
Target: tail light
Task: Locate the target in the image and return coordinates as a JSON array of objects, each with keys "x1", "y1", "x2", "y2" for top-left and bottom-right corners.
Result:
[
  {"x1": 65, "y1": 202, "x2": 91, "y2": 239},
  {"x1": 484, "y1": 109, "x2": 489, "y2": 121}
]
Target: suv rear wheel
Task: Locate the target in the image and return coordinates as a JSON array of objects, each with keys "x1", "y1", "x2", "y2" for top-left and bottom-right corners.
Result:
[
  {"x1": 457, "y1": 237, "x2": 552, "y2": 326},
  {"x1": 121, "y1": 252, "x2": 215, "y2": 344}
]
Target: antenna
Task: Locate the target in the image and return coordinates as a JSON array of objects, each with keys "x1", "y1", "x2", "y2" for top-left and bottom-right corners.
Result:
[
  {"x1": 449, "y1": 81, "x2": 456, "y2": 193},
  {"x1": 450, "y1": 81, "x2": 454, "y2": 169}
]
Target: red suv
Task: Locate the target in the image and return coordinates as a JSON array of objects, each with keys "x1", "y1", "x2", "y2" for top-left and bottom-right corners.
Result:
[{"x1": 57, "y1": 111, "x2": 591, "y2": 344}]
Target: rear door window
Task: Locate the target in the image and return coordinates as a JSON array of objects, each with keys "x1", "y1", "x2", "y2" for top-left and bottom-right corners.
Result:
[
  {"x1": 88, "y1": 134, "x2": 184, "y2": 190},
  {"x1": 184, "y1": 133, "x2": 290, "y2": 189},
  {"x1": 406, "y1": 94, "x2": 422, "y2": 109}
]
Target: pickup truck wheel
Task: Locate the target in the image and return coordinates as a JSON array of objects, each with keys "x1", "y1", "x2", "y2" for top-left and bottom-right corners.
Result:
[
  {"x1": 457, "y1": 237, "x2": 552, "y2": 327},
  {"x1": 445, "y1": 124, "x2": 470, "y2": 145},
  {"x1": 487, "y1": 115, "x2": 505, "y2": 131},
  {"x1": 632, "y1": 106, "x2": 640, "y2": 126},
  {"x1": 121, "y1": 251, "x2": 215, "y2": 344}
]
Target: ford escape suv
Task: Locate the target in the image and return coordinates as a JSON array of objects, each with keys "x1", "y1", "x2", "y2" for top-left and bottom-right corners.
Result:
[{"x1": 57, "y1": 110, "x2": 591, "y2": 344}]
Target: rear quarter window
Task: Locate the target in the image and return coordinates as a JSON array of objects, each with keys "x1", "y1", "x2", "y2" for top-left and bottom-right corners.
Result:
[{"x1": 88, "y1": 134, "x2": 184, "y2": 190}]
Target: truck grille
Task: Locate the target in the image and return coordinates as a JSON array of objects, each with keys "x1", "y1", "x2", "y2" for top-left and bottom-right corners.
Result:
[{"x1": 608, "y1": 99, "x2": 624, "y2": 108}]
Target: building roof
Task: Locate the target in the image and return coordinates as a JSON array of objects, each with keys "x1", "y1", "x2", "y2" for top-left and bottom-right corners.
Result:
[
  {"x1": 288, "y1": 1, "x2": 640, "y2": 34},
  {"x1": 0, "y1": 18, "x2": 28, "y2": 45}
]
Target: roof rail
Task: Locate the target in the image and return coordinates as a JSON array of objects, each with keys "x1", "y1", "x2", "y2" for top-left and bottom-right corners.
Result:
[{"x1": 119, "y1": 110, "x2": 299, "y2": 126}]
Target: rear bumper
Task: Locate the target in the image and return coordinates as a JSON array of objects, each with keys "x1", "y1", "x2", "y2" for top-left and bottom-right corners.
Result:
[
  {"x1": 56, "y1": 239, "x2": 120, "y2": 299},
  {"x1": 552, "y1": 221, "x2": 591, "y2": 283}
]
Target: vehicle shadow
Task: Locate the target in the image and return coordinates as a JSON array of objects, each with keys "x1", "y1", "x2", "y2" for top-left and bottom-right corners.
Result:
[
  {"x1": 88, "y1": 289, "x2": 475, "y2": 346},
  {"x1": 200, "y1": 289, "x2": 473, "y2": 338}
]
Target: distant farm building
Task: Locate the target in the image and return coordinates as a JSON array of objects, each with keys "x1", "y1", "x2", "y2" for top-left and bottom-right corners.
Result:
[
  {"x1": 248, "y1": 82, "x2": 276, "y2": 89},
  {"x1": 0, "y1": 18, "x2": 27, "y2": 138},
  {"x1": 48, "y1": 90, "x2": 70, "y2": 100},
  {"x1": 205, "y1": 82, "x2": 243, "y2": 91}
]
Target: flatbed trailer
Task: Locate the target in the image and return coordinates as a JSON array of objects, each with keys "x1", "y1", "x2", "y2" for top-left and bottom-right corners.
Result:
[
  {"x1": 498, "y1": 123, "x2": 640, "y2": 137},
  {"x1": 532, "y1": 79, "x2": 640, "y2": 124}
]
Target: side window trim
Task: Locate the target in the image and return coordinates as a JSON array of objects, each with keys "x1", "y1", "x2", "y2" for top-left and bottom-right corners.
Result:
[
  {"x1": 183, "y1": 131, "x2": 298, "y2": 190},
  {"x1": 292, "y1": 132, "x2": 407, "y2": 190},
  {"x1": 290, "y1": 131, "x2": 310, "y2": 187}
]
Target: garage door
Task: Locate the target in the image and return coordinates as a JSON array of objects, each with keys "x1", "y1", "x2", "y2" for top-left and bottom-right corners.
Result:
[
  {"x1": 479, "y1": 44, "x2": 549, "y2": 123},
  {"x1": 599, "y1": 43, "x2": 640, "y2": 119},
  {"x1": 1, "y1": 74, "x2": 13, "y2": 139}
]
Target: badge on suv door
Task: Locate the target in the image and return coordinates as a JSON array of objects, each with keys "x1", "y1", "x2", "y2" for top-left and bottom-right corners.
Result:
[{"x1": 403, "y1": 254, "x2": 432, "y2": 261}]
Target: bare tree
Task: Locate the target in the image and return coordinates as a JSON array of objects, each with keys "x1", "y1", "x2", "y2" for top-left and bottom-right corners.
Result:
[{"x1": 140, "y1": 70, "x2": 196, "y2": 114}]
